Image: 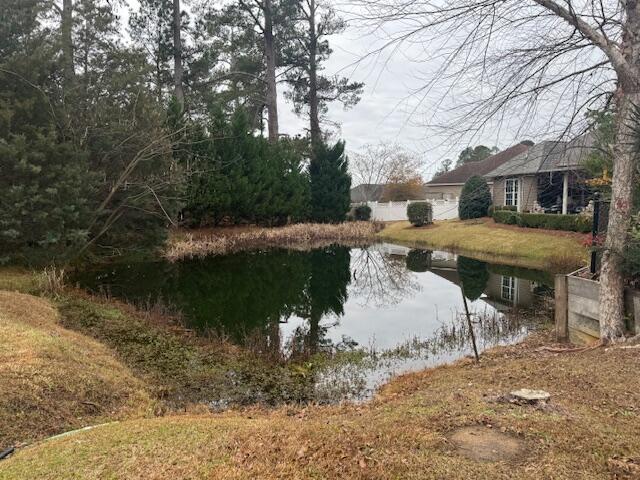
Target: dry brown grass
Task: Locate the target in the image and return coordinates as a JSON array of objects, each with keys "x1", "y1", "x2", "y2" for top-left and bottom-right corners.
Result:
[
  {"x1": 3, "y1": 330, "x2": 640, "y2": 479},
  {"x1": 0, "y1": 291, "x2": 154, "y2": 447},
  {"x1": 379, "y1": 219, "x2": 588, "y2": 271},
  {"x1": 165, "y1": 222, "x2": 382, "y2": 261}
]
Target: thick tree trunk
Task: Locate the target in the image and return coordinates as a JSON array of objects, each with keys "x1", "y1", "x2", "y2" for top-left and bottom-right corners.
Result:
[
  {"x1": 599, "y1": 89, "x2": 639, "y2": 343},
  {"x1": 172, "y1": 0, "x2": 185, "y2": 111},
  {"x1": 308, "y1": 0, "x2": 321, "y2": 147},
  {"x1": 598, "y1": 3, "x2": 640, "y2": 343},
  {"x1": 264, "y1": 0, "x2": 279, "y2": 142},
  {"x1": 61, "y1": 0, "x2": 74, "y2": 87}
]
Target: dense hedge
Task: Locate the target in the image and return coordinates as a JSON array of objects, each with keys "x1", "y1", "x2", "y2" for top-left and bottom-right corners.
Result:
[
  {"x1": 488, "y1": 205, "x2": 517, "y2": 216},
  {"x1": 407, "y1": 202, "x2": 433, "y2": 227},
  {"x1": 492, "y1": 210, "x2": 592, "y2": 233},
  {"x1": 354, "y1": 205, "x2": 372, "y2": 221},
  {"x1": 492, "y1": 210, "x2": 519, "y2": 225}
]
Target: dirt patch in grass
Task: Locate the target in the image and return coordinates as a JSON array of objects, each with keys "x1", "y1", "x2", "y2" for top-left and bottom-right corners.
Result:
[
  {"x1": 449, "y1": 426, "x2": 525, "y2": 463},
  {"x1": 0, "y1": 291, "x2": 153, "y2": 447},
  {"x1": 3, "y1": 329, "x2": 640, "y2": 479},
  {"x1": 378, "y1": 219, "x2": 588, "y2": 271}
]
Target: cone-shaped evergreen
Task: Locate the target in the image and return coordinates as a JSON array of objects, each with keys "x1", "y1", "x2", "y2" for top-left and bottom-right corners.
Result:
[
  {"x1": 309, "y1": 141, "x2": 351, "y2": 223},
  {"x1": 459, "y1": 175, "x2": 492, "y2": 220}
]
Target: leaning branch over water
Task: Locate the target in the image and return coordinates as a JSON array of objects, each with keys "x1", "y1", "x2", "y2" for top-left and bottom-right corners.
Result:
[{"x1": 165, "y1": 222, "x2": 383, "y2": 261}]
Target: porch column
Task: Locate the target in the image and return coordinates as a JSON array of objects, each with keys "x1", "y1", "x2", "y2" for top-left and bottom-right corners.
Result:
[{"x1": 562, "y1": 172, "x2": 569, "y2": 215}]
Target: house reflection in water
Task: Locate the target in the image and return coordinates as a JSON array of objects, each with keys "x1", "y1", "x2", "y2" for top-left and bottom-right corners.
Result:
[
  {"x1": 375, "y1": 243, "x2": 553, "y2": 311},
  {"x1": 483, "y1": 275, "x2": 536, "y2": 311}
]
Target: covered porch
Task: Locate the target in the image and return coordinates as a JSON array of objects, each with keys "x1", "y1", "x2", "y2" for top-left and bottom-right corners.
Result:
[
  {"x1": 536, "y1": 170, "x2": 591, "y2": 214},
  {"x1": 492, "y1": 170, "x2": 591, "y2": 215}
]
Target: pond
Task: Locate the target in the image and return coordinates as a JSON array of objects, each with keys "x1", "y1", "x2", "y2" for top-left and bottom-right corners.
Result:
[{"x1": 72, "y1": 243, "x2": 554, "y2": 403}]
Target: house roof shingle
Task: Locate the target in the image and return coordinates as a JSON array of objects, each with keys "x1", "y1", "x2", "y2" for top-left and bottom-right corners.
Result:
[
  {"x1": 484, "y1": 133, "x2": 596, "y2": 178},
  {"x1": 350, "y1": 184, "x2": 386, "y2": 203},
  {"x1": 426, "y1": 143, "x2": 530, "y2": 185}
]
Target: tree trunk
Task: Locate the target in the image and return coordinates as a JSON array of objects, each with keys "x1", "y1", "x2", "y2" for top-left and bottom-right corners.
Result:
[
  {"x1": 598, "y1": 3, "x2": 640, "y2": 343},
  {"x1": 172, "y1": 0, "x2": 185, "y2": 111},
  {"x1": 61, "y1": 0, "x2": 74, "y2": 87},
  {"x1": 308, "y1": 0, "x2": 321, "y2": 147},
  {"x1": 264, "y1": 0, "x2": 279, "y2": 142}
]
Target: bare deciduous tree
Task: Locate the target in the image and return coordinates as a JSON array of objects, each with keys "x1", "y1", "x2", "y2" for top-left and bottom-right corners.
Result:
[
  {"x1": 350, "y1": 142, "x2": 425, "y2": 200},
  {"x1": 350, "y1": 247, "x2": 420, "y2": 307},
  {"x1": 352, "y1": 0, "x2": 638, "y2": 343}
]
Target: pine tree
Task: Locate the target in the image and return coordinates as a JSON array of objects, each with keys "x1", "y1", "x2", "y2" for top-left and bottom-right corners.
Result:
[
  {"x1": 184, "y1": 107, "x2": 310, "y2": 226},
  {"x1": 309, "y1": 141, "x2": 351, "y2": 223},
  {"x1": 285, "y1": 0, "x2": 363, "y2": 145},
  {"x1": 0, "y1": 0, "x2": 96, "y2": 262}
]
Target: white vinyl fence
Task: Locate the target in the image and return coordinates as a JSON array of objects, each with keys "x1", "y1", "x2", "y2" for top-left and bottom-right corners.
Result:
[{"x1": 365, "y1": 199, "x2": 459, "y2": 222}]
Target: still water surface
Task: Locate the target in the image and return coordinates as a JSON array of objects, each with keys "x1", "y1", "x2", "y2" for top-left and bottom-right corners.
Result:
[{"x1": 74, "y1": 243, "x2": 553, "y2": 401}]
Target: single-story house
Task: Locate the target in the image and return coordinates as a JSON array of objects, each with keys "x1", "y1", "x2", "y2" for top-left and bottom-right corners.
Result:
[
  {"x1": 483, "y1": 134, "x2": 595, "y2": 214},
  {"x1": 424, "y1": 143, "x2": 531, "y2": 200},
  {"x1": 350, "y1": 183, "x2": 442, "y2": 205},
  {"x1": 350, "y1": 184, "x2": 386, "y2": 204}
]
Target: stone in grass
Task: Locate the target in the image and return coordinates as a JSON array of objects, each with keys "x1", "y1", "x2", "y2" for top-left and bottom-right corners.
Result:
[{"x1": 510, "y1": 389, "x2": 551, "y2": 403}]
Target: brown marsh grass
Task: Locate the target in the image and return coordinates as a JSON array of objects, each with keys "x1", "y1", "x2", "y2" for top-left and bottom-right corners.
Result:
[{"x1": 165, "y1": 222, "x2": 383, "y2": 261}]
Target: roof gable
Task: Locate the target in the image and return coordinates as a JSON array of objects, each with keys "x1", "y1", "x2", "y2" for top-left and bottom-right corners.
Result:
[
  {"x1": 350, "y1": 184, "x2": 385, "y2": 202},
  {"x1": 484, "y1": 134, "x2": 595, "y2": 178},
  {"x1": 427, "y1": 143, "x2": 530, "y2": 186}
]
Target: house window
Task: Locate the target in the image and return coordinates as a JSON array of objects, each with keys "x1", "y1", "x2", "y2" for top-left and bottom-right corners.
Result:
[
  {"x1": 501, "y1": 276, "x2": 516, "y2": 303},
  {"x1": 505, "y1": 178, "x2": 519, "y2": 208}
]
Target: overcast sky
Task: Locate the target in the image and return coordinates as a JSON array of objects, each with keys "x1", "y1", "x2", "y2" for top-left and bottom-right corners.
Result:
[
  {"x1": 275, "y1": 6, "x2": 549, "y2": 178},
  {"x1": 275, "y1": 2, "x2": 611, "y2": 179},
  {"x1": 121, "y1": 1, "x2": 606, "y2": 179}
]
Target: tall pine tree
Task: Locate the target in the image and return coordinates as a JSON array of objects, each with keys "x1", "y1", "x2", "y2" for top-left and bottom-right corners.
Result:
[{"x1": 309, "y1": 141, "x2": 351, "y2": 223}]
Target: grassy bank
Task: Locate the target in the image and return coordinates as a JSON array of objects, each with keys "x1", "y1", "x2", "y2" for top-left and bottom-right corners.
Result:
[
  {"x1": 0, "y1": 275, "x2": 319, "y2": 446},
  {"x1": 3, "y1": 329, "x2": 640, "y2": 479},
  {"x1": 378, "y1": 219, "x2": 589, "y2": 271},
  {"x1": 0, "y1": 291, "x2": 152, "y2": 447},
  {"x1": 166, "y1": 222, "x2": 381, "y2": 261},
  {"x1": 56, "y1": 294, "x2": 316, "y2": 408}
]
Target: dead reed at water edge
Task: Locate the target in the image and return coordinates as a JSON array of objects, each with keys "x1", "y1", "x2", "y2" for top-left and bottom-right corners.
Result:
[{"x1": 165, "y1": 222, "x2": 382, "y2": 261}]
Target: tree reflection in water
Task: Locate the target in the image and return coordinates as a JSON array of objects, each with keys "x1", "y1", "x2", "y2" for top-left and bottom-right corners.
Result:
[
  {"x1": 349, "y1": 247, "x2": 421, "y2": 308},
  {"x1": 71, "y1": 244, "x2": 547, "y2": 404}
]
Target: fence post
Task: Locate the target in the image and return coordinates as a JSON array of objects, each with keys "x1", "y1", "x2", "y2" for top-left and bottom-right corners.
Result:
[
  {"x1": 590, "y1": 192, "x2": 601, "y2": 275},
  {"x1": 555, "y1": 274, "x2": 569, "y2": 340}
]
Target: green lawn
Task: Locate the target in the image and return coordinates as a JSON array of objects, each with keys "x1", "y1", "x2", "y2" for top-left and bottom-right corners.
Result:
[{"x1": 378, "y1": 219, "x2": 588, "y2": 271}]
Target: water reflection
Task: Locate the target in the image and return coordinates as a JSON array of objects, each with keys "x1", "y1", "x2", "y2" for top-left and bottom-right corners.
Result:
[{"x1": 73, "y1": 243, "x2": 553, "y2": 399}]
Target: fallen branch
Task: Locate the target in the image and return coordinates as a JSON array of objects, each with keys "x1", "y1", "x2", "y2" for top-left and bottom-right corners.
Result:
[{"x1": 535, "y1": 344, "x2": 600, "y2": 354}]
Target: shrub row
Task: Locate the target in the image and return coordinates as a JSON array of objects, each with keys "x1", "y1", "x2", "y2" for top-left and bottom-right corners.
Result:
[
  {"x1": 488, "y1": 205, "x2": 517, "y2": 215},
  {"x1": 492, "y1": 210, "x2": 592, "y2": 233}
]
